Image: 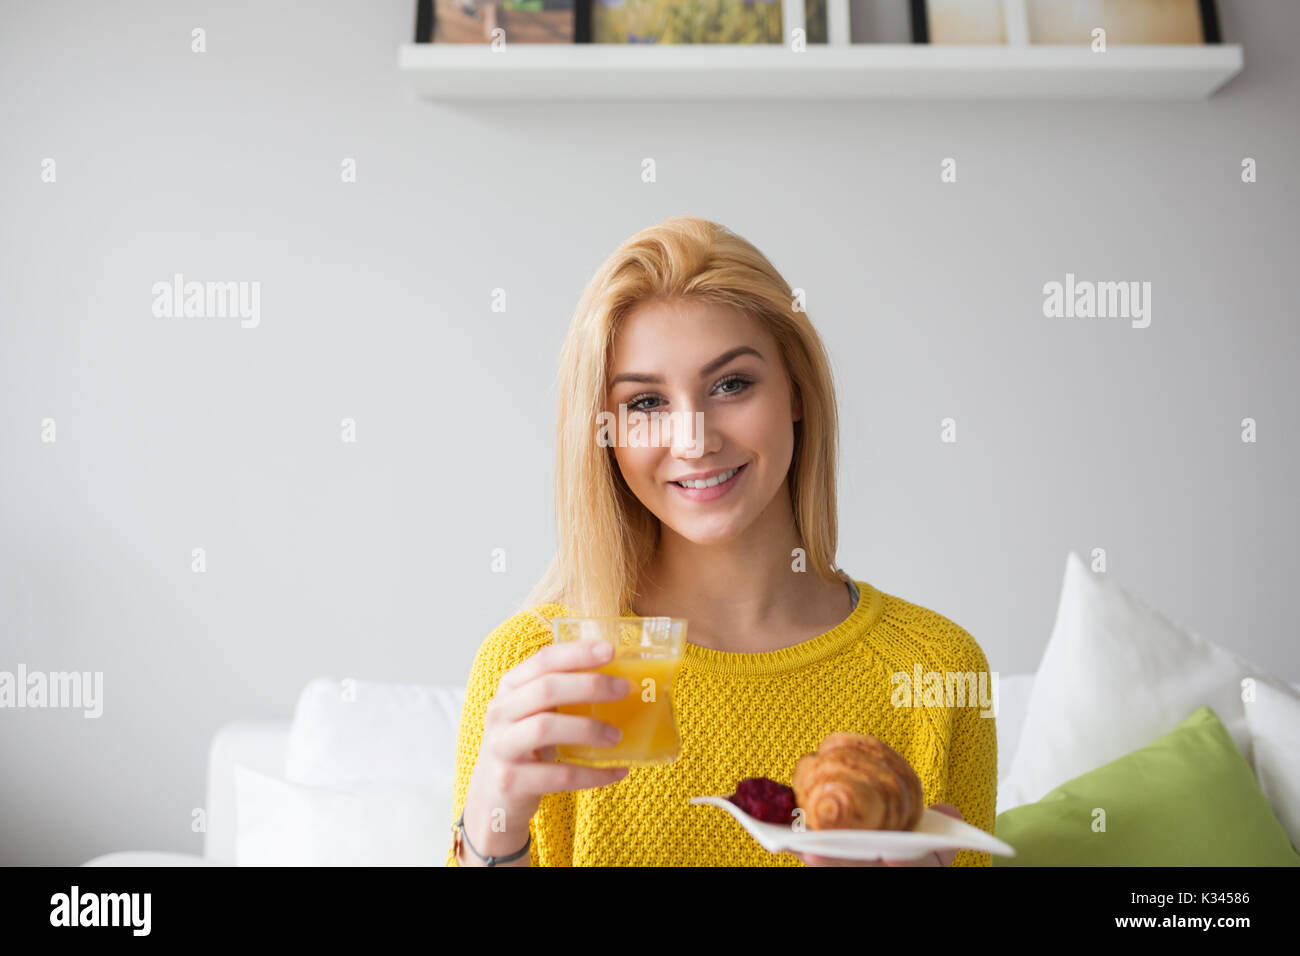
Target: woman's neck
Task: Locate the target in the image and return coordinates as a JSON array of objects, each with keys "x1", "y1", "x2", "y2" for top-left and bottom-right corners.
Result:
[{"x1": 631, "y1": 492, "x2": 850, "y2": 653}]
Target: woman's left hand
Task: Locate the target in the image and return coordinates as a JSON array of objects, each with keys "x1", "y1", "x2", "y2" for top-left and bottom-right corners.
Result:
[{"x1": 794, "y1": 802, "x2": 964, "y2": 867}]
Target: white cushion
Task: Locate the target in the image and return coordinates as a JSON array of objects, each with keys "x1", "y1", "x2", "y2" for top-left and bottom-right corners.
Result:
[
  {"x1": 205, "y1": 720, "x2": 290, "y2": 865},
  {"x1": 243, "y1": 677, "x2": 465, "y2": 866},
  {"x1": 993, "y1": 674, "x2": 1033, "y2": 790},
  {"x1": 1244, "y1": 679, "x2": 1300, "y2": 852},
  {"x1": 284, "y1": 678, "x2": 464, "y2": 791},
  {"x1": 1001, "y1": 551, "x2": 1271, "y2": 810},
  {"x1": 234, "y1": 765, "x2": 451, "y2": 866}
]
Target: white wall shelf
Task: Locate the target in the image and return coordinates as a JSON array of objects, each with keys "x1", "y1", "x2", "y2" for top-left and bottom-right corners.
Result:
[{"x1": 399, "y1": 43, "x2": 1242, "y2": 102}]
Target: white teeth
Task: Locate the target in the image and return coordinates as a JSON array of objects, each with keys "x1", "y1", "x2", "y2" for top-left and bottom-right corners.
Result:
[{"x1": 675, "y1": 466, "x2": 740, "y2": 489}]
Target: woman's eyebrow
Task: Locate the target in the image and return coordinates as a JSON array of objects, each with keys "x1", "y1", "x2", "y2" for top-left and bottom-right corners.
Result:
[{"x1": 609, "y1": 346, "x2": 765, "y2": 387}]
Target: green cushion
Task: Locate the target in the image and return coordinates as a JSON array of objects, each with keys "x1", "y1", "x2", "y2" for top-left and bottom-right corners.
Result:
[{"x1": 993, "y1": 705, "x2": 1300, "y2": 866}]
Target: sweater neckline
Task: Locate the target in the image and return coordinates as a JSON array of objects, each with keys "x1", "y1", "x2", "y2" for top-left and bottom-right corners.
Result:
[{"x1": 618, "y1": 578, "x2": 882, "y2": 677}]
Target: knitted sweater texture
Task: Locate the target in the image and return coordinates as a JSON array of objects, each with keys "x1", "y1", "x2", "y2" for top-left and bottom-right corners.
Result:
[{"x1": 448, "y1": 578, "x2": 997, "y2": 866}]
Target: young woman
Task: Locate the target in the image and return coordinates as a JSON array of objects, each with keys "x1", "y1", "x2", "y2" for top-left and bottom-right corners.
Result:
[{"x1": 448, "y1": 216, "x2": 997, "y2": 867}]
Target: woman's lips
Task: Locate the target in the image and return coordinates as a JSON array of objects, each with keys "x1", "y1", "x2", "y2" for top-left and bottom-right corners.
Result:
[{"x1": 669, "y1": 462, "x2": 748, "y2": 502}]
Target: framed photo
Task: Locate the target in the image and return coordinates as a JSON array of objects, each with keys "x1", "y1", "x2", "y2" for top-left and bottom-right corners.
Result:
[
  {"x1": 416, "y1": 0, "x2": 587, "y2": 43},
  {"x1": 591, "y1": 0, "x2": 785, "y2": 44},
  {"x1": 910, "y1": 0, "x2": 1222, "y2": 45},
  {"x1": 1025, "y1": 0, "x2": 1221, "y2": 45},
  {"x1": 806, "y1": 0, "x2": 828, "y2": 44},
  {"x1": 910, "y1": 0, "x2": 1011, "y2": 44},
  {"x1": 415, "y1": 0, "x2": 838, "y2": 44}
]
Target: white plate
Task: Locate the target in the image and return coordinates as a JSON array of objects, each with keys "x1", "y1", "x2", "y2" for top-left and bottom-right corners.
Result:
[{"x1": 688, "y1": 795, "x2": 1017, "y2": 861}]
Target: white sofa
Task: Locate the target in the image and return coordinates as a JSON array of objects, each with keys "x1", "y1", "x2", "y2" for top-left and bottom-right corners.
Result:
[
  {"x1": 84, "y1": 719, "x2": 292, "y2": 866},
  {"x1": 79, "y1": 553, "x2": 1300, "y2": 866},
  {"x1": 81, "y1": 674, "x2": 1037, "y2": 866}
]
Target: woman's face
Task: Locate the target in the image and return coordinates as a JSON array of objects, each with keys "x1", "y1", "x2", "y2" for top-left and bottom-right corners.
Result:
[{"x1": 605, "y1": 298, "x2": 800, "y2": 547}]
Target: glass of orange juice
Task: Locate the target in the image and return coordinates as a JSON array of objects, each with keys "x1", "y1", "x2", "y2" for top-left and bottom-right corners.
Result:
[{"x1": 552, "y1": 616, "x2": 687, "y2": 768}]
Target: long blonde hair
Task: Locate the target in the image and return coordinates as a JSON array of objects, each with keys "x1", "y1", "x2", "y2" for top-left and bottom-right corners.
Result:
[{"x1": 519, "y1": 216, "x2": 844, "y2": 621}]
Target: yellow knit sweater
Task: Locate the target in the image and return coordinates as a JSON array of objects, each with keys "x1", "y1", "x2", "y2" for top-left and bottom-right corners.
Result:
[{"x1": 448, "y1": 578, "x2": 998, "y2": 866}]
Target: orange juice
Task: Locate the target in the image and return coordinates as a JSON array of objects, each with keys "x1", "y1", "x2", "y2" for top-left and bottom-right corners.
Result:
[{"x1": 556, "y1": 654, "x2": 682, "y2": 767}]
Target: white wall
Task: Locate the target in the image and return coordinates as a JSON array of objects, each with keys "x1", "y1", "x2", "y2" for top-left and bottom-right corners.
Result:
[{"x1": 1, "y1": 0, "x2": 1295, "y2": 865}]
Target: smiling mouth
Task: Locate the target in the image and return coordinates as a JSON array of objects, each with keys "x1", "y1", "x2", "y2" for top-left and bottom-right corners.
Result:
[{"x1": 671, "y1": 462, "x2": 748, "y2": 490}]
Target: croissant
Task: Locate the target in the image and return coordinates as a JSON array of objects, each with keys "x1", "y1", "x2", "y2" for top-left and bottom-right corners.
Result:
[{"x1": 792, "y1": 732, "x2": 924, "y2": 831}]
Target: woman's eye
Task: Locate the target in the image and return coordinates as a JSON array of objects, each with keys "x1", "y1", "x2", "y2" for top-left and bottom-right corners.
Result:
[
  {"x1": 624, "y1": 376, "x2": 751, "y2": 412},
  {"x1": 716, "y1": 376, "x2": 751, "y2": 396}
]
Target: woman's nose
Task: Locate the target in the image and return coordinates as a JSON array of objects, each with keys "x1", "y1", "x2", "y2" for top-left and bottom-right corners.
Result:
[{"x1": 667, "y1": 407, "x2": 714, "y2": 459}]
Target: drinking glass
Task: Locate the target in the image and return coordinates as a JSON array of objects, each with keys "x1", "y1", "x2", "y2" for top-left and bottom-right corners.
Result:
[{"x1": 552, "y1": 616, "x2": 687, "y2": 767}]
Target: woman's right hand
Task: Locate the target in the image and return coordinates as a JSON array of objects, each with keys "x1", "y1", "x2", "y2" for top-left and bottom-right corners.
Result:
[{"x1": 465, "y1": 638, "x2": 633, "y2": 837}]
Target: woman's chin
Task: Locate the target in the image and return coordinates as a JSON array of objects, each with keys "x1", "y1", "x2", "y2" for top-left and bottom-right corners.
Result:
[{"x1": 661, "y1": 517, "x2": 748, "y2": 548}]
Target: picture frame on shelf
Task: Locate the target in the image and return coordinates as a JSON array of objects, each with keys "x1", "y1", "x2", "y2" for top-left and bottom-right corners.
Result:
[
  {"x1": 1025, "y1": 0, "x2": 1221, "y2": 45},
  {"x1": 909, "y1": 0, "x2": 1222, "y2": 46},
  {"x1": 415, "y1": 0, "x2": 588, "y2": 43},
  {"x1": 590, "y1": 0, "x2": 786, "y2": 44},
  {"x1": 909, "y1": 0, "x2": 1014, "y2": 44},
  {"x1": 414, "y1": 0, "x2": 844, "y2": 46}
]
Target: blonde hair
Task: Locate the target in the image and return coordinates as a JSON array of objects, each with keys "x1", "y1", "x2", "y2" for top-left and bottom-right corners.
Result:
[{"x1": 519, "y1": 216, "x2": 845, "y2": 622}]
